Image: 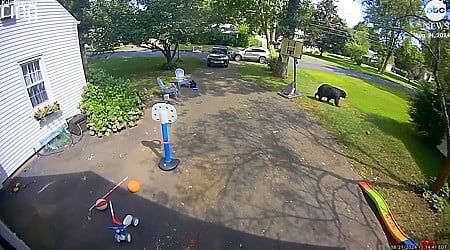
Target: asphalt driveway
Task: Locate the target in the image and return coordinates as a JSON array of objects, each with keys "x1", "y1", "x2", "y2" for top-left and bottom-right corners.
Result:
[{"x1": 0, "y1": 62, "x2": 390, "y2": 250}]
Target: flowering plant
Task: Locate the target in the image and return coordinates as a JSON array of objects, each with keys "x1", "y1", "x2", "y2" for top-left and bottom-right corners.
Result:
[{"x1": 33, "y1": 101, "x2": 60, "y2": 121}]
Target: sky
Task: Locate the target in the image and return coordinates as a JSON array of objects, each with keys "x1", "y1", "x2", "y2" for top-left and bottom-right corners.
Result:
[{"x1": 312, "y1": 0, "x2": 364, "y2": 28}]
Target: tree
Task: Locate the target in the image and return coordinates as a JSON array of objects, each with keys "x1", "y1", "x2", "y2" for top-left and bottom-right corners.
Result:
[
  {"x1": 313, "y1": 0, "x2": 345, "y2": 56},
  {"x1": 426, "y1": 36, "x2": 450, "y2": 193},
  {"x1": 395, "y1": 20, "x2": 450, "y2": 193},
  {"x1": 394, "y1": 37, "x2": 424, "y2": 81},
  {"x1": 127, "y1": 0, "x2": 208, "y2": 66},
  {"x1": 211, "y1": 0, "x2": 288, "y2": 53},
  {"x1": 344, "y1": 25, "x2": 370, "y2": 65},
  {"x1": 362, "y1": 0, "x2": 422, "y2": 73},
  {"x1": 273, "y1": 0, "x2": 301, "y2": 78},
  {"x1": 89, "y1": 0, "x2": 132, "y2": 52},
  {"x1": 57, "y1": 0, "x2": 92, "y2": 71}
]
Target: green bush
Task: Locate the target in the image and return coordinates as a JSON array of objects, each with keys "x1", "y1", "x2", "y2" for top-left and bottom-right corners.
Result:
[
  {"x1": 344, "y1": 41, "x2": 367, "y2": 65},
  {"x1": 248, "y1": 36, "x2": 262, "y2": 47},
  {"x1": 416, "y1": 176, "x2": 450, "y2": 212},
  {"x1": 236, "y1": 24, "x2": 251, "y2": 47},
  {"x1": 408, "y1": 81, "x2": 446, "y2": 146},
  {"x1": 79, "y1": 69, "x2": 144, "y2": 137},
  {"x1": 267, "y1": 54, "x2": 279, "y2": 71}
]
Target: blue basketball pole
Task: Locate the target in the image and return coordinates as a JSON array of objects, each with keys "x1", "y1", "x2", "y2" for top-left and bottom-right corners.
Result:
[
  {"x1": 161, "y1": 123, "x2": 171, "y2": 163},
  {"x1": 157, "y1": 108, "x2": 179, "y2": 171}
]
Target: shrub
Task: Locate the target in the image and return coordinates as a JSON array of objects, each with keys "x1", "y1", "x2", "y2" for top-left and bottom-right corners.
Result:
[
  {"x1": 267, "y1": 54, "x2": 279, "y2": 71},
  {"x1": 344, "y1": 41, "x2": 367, "y2": 65},
  {"x1": 79, "y1": 69, "x2": 144, "y2": 137},
  {"x1": 236, "y1": 24, "x2": 251, "y2": 47},
  {"x1": 408, "y1": 81, "x2": 446, "y2": 146},
  {"x1": 248, "y1": 36, "x2": 262, "y2": 47},
  {"x1": 416, "y1": 176, "x2": 450, "y2": 212}
]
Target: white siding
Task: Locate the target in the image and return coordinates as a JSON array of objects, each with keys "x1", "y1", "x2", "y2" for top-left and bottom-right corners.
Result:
[{"x1": 0, "y1": 0, "x2": 86, "y2": 182}]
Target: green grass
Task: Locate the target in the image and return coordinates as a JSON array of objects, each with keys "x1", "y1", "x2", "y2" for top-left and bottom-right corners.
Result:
[
  {"x1": 239, "y1": 62, "x2": 449, "y2": 244},
  {"x1": 305, "y1": 53, "x2": 420, "y2": 90},
  {"x1": 88, "y1": 57, "x2": 203, "y2": 97}
]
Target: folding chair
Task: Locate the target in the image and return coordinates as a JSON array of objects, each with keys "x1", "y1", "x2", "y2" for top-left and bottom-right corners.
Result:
[
  {"x1": 157, "y1": 77, "x2": 179, "y2": 98},
  {"x1": 174, "y1": 68, "x2": 191, "y2": 88}
]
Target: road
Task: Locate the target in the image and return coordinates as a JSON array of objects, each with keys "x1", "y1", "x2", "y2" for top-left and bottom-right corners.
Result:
[{"x1": 290, "y1": 55, "x2": 415, "y2": 93}]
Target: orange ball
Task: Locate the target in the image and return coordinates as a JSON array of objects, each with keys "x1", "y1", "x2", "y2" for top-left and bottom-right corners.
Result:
[{"x1": 127, "y1": 180, "x2": 140, "y2": 193}]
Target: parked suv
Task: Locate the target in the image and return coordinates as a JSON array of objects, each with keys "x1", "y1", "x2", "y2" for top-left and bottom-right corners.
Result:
[
  {"x1": 231, "y1": 47, "x2": 270, "y2": 64},
  {"x1": 207, "y1": 46, "x2": 230, "y2": 67}
]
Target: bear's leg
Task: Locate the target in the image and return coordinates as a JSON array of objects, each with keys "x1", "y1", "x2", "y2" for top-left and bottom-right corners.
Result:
[
  {"x1": 326, "y1": 97, "x2": 330, "y2": 103},
  {"x1": 335, "y1": 97, "x2": 340, "y2": 107}
]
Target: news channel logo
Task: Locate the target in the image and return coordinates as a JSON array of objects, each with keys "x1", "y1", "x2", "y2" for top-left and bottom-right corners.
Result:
[{"x1": 424, "y1": 0, "x2": 449, "y2": 21}]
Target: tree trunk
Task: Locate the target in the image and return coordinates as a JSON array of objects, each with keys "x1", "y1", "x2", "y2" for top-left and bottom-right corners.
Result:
[
  {"x1": 78, "y1": 31, "x2": 88, "y2": 72},
  {"x1": 269, "y1": 26, "x2": 276, "y2": 52},
  {"x1": 273, "y1": 0, "x2": 300, "y2": 78},
  {"x1": 378, "y1": 32, "x2": 400, "y2": 74},
  {"x1": 264, "y1": 28, "x2": 273, "y2": 53},
  {"x1": 163, "y1": 43, "x2": 173, "y2": 65},
  {"x1": 378, "y1": 51, "x2": 392, "y2": 74},
  {"x1": 172, "y1": 42, "x2": 179, "y2": 60},
  {"x1": 273, "y1": 54, "x2": 288, "y2": 78},
  {"x1": 80, "y1": 43, "x2": 88, "y2": 72},
  {"x1": 262, "y1": 20, "x2": 272, "y2": 52}
]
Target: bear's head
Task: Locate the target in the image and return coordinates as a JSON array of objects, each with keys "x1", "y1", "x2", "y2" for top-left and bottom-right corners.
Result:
[{"x1": 340, "y1": 90, "x2": 347, "y2": 98}]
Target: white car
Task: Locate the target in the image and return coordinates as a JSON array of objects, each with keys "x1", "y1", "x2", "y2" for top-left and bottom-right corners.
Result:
[{"x1": 231, "y1": 47, "x2": 270, "y2": 64}]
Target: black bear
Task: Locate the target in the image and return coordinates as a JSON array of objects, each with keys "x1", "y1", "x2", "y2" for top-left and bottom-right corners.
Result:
[{"x1": 314, "y1": 84, "x2": 347, "y2": 107}]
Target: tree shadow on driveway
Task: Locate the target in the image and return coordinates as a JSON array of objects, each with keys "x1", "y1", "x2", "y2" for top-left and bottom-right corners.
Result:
[
  {"x1": 168, "y1": 94, "x2": 390, "y2": 249},
  {"x1": 0, "y1": 171, "x2": 345, "y2": 250}
]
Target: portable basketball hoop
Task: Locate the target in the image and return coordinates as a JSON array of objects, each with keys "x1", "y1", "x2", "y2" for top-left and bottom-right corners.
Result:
[{"x1": 278, "y1": 38, "x2": 304, "y2": 99}]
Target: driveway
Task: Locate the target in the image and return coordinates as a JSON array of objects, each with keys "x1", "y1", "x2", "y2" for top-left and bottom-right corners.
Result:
[
  {"x1": 292, "y1": 56, "x2": 415, "y2": 94},
  {"x1": 0, "y1": 62, "x2": 389, "y2": 250}
]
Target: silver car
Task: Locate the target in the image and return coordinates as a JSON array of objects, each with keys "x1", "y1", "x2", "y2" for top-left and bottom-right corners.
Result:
[{"x1": 231, "y1": 47, "x2": 270, "y2": 64}]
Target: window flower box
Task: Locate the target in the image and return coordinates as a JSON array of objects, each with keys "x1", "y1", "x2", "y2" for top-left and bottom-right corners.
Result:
[{"x1": 33, "y1": 101, "x2": 60, "y2": 121}]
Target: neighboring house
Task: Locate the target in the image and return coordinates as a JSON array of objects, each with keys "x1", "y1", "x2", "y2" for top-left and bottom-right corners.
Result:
[
  {"x1": 363, "y1": 50, "x2": 377, "y2": 64},
  {"x1": 0, "y1": 0, "x2": 86, "y2": 183},
  {"x1": 210, "y1": 23, "x2": 238, "y2": 45}
]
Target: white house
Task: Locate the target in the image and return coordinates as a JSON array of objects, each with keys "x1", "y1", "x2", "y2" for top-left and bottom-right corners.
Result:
[{"x1": 0, "y1": 0, "x2": 86, "y2": 183}]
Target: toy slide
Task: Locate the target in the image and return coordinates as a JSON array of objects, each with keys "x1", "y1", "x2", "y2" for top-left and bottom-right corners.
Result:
[{"x1": 358, "y1": 182, "x2": 417, "y2": 247}]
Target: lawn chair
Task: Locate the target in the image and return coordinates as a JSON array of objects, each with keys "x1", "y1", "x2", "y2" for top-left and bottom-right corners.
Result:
[
  {"x1": 157, "y1": 77, "x2": 179, "y2": 98},
  {"x1": 174, "y1": 68, "x2": 191, "y2": 88}
]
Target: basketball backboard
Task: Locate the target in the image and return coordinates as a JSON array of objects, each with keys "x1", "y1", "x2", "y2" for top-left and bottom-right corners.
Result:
[{"x1": 280, "y1": 38, "x2": 303, "y2": 59}]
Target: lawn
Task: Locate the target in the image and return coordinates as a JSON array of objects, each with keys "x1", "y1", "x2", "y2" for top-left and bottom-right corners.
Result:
[
  {"x1": 305, "y1": 53, "x2": 420, "y2": 90},
  {"x1": 88, "y1": 57, "x2": 203, "y2": 98},
  {"x1": 238, "y1": 62, "x2": 450, "y2": 244}
]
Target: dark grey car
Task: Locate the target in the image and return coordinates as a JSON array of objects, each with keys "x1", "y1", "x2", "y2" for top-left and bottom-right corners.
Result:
[{"x1": 207, "y1": 46, "x2": 230, "y2": 67}]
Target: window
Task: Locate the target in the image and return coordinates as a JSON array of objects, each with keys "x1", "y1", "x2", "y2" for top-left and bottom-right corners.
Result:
[
  {"x1": 0, "y1": 0, "x2": 14, "y2": 19},
  {"x1": 21, "y1": 59, "x2": 49, "y2": 107}
]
